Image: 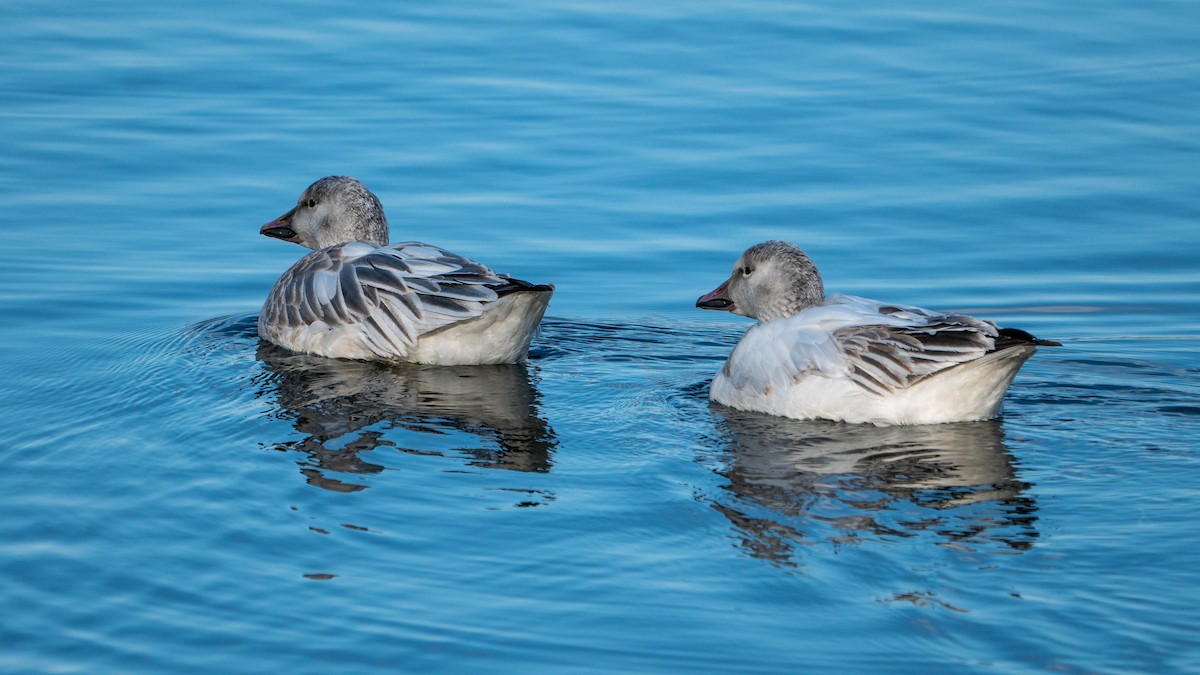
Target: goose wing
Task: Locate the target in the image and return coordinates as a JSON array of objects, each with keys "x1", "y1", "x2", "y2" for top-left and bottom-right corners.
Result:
[
  {"x1": 723, "y1": 295, "x2": 1000, "y2": 396},
  {"x1": 822, "y1": 295, "x2": 1000, "y2": 395},
  {"x1": 262, "y1": 241, "x2": 506, "y2": 359},
  {"x1": 832, "y1": 318, "x2": 998, "y2": 397}
]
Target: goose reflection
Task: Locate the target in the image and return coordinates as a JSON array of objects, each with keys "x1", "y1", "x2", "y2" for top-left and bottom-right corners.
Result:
[
  {"x1": 254, "y1": 341, "x2": 557, "y2": 492},
  {"x1": 708, "y1": 409, "x2": 1038, "y2": 566}
]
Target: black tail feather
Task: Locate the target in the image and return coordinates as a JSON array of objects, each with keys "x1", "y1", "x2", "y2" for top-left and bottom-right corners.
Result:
[
  {"x1": 996, "y1": 327, "x2": 1062, "y2": 349},
  {"x1": 490, "y1": 277, "x2": 555, "y2": 297}
]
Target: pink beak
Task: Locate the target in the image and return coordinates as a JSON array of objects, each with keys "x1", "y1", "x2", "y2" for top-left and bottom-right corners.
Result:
[
  {"x1": 260, "y1": 207, "x2": 301, "y2": 244},
  {"x1": 696, "y1": 280, "x2": 735, "y2": 311}
]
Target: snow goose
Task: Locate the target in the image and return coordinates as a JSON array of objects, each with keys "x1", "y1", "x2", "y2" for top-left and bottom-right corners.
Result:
[
  {"x1": 259, "y1": 176, "x2": 553, "y2": 365},
  {"x1": 696, "y1": 240, "x2": 1058, "y2": 425}
]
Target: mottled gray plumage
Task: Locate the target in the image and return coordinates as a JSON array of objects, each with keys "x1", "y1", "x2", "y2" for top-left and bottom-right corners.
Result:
[
  {"x1": 702, "y1": 240, "x2": 825, "y2": 322},
  {"x1": 263, "y1": 176, "x2": 389, "y2": 250},
  {"x1": 258, "y1": 177, "x2": 552, "y2": 364},
  {"x1": 742, "y1": 240, "x2": 825, "y2": 309}
]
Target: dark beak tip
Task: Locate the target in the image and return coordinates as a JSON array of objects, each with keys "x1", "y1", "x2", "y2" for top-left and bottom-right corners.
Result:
[
  {"x1": 696, "y1": 297, "x2": 735, "y2": 310},
  {"x1": 261, "y1": 225, "x2": 299, "y2": 241}
]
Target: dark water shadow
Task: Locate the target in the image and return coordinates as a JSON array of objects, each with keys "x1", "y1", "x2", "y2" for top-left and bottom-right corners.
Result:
[
  {"x1": 705, "y1": 408, "x2": 1039, "y2": 566},
  {"x1": 253, "y1": 341, "x2": 557, "y2": 492}
]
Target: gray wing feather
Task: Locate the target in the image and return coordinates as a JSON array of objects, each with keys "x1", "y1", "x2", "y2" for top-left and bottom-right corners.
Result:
[
  {"x1": 835, "y1": 315, "x2": 998, "y2": 396},
  {"x1": 264, "y1": 242, "x2": 506, "y2": 358}
]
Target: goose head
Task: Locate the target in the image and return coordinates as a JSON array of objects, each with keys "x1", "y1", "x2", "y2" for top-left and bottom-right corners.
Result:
[
  {"x1": 261, "y1": 176, "x2": 389, "y2": 250},
  {"x1": 696, "y1": 240, "x2": 825, "y2": 322}
]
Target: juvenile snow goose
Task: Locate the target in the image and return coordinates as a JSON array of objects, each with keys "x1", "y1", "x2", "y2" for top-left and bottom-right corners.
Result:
[
  {"x1": 696, "y1": 240, "x2": 1058, "y2": 425},
  {"x1": 259, "y1": 176, "x2": 553, "y2": 365}
]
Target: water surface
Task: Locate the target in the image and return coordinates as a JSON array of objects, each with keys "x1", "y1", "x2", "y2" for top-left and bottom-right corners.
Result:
[{"x1": 2, "y1": 1, "x2": 1199, "y2": 672}]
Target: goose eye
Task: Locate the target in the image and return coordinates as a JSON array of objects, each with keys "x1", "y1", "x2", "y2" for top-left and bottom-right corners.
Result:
[
  {"x1": 306, "y1": 198, "x2": 317, "y2": 208},
  {"x1": 742, "y1": 266, "x2": 753, "y2": 276}
]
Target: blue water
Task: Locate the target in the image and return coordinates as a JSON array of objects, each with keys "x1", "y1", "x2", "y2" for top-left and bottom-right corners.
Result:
[{"x1": 3, "y1": 1, "x2": 1199, "y2": 672}]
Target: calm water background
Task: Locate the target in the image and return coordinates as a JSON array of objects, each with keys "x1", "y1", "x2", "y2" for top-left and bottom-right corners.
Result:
[{"x1": 3, "y1": 1, "x2": 1199, "y2": 672}]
